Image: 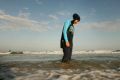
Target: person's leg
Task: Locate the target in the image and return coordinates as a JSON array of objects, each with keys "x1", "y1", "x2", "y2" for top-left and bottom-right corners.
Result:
[
  {"x1": 66, "y1": 47, "x2": 71, "y2": 62},
  {"x1": 69, "y1": 47, "x2": 73, "y2": 61},
  {"x1": 61, "y1": 47, "x2": 71, "y2": 62},
  {"x1": 61, "y1": 48, "x2": 66, "y2": 62}
]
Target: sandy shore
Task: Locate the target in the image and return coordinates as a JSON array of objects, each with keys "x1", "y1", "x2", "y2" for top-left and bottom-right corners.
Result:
[
  {"x1": 0, "y1": 60, "x2": 120, "y2": 80},
  {"x1": 0, "y1": 53, "x2": 120, "y2": 80}
]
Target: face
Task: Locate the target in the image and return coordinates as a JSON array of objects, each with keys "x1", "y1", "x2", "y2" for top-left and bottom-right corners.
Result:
[{"x1": 73, "y1": 20, "x2": 80, "y2": 25}]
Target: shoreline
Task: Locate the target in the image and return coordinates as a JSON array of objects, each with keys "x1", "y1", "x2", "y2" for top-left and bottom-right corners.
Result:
[{"x1": 0, "y1": 60, "x2": 120, "y2": 80}]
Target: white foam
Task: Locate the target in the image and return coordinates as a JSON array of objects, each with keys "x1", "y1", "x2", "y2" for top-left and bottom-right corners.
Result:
[
  {"x1": 13, "y1": 69, "x2": 120, "y2": 80},
  {"x1": 23, "y1": 50, "x2": 120, "y2": 54},
  {"x1": 0, "y1": 50, "x2": 120, "y2": 55},
  {"x1": 0, "y1": 52, "x2": 10, "y2": 54}
]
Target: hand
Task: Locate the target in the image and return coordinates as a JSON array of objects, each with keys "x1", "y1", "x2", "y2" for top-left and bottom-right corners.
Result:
[{"x1": 66, "y1": 42, "x2": 70, "y2": 47}]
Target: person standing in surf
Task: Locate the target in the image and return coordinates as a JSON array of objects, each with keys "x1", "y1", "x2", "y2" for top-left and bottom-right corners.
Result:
[{"x1": 60, "y1": 13, "x2": 80, "y2": 63}]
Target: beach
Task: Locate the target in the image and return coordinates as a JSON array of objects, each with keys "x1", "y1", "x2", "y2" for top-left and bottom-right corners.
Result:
[{"x1": 0, "y1": 53, "x2": 120, "y2": 80}]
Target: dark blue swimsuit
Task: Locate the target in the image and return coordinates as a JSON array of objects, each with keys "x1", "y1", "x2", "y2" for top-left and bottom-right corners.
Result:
[{"x1": 60, "y1": 20, "x2": 74, "y2": 48}]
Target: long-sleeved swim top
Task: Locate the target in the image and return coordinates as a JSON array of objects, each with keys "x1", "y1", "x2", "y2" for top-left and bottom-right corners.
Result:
[{"x1": 62, "y1": 20, "x2": 75, "y2": 42}]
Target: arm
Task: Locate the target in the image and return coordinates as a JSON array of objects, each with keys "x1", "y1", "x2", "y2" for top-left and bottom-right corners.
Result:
[{"x1": 63, "y1": 20, "x2": 70, "y2": 42}]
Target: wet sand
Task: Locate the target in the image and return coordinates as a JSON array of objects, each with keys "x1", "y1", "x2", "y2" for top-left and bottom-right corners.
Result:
[
  {"x1": 0, "y1": 53, "x2": 120, "y2": 80},
  {"x1": 0, "y1": 60, "x2": 120, "y2": 80}
]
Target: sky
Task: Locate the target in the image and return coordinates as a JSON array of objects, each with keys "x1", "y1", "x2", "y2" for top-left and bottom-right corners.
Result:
[{"x1": 0, "y1": 0, "x2": 120, "y2": 51}]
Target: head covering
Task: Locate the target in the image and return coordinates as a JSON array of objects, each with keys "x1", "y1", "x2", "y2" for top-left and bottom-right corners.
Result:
[{"x1": 73, "y1": 13, "x2": 80, "y2": 21}]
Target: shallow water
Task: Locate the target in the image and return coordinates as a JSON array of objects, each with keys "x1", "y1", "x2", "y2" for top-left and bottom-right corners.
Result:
[
  {"x1": 0, "y1": 53, "x2": 120, "y2": 80},
  {"x1": 0, "y1": 53, "x2": 120, "y2": 62}
]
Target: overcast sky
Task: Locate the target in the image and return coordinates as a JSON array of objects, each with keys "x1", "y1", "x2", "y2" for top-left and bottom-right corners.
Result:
[{"x1": 0, "y1": 0, "x2": 120, "y2": 51}]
